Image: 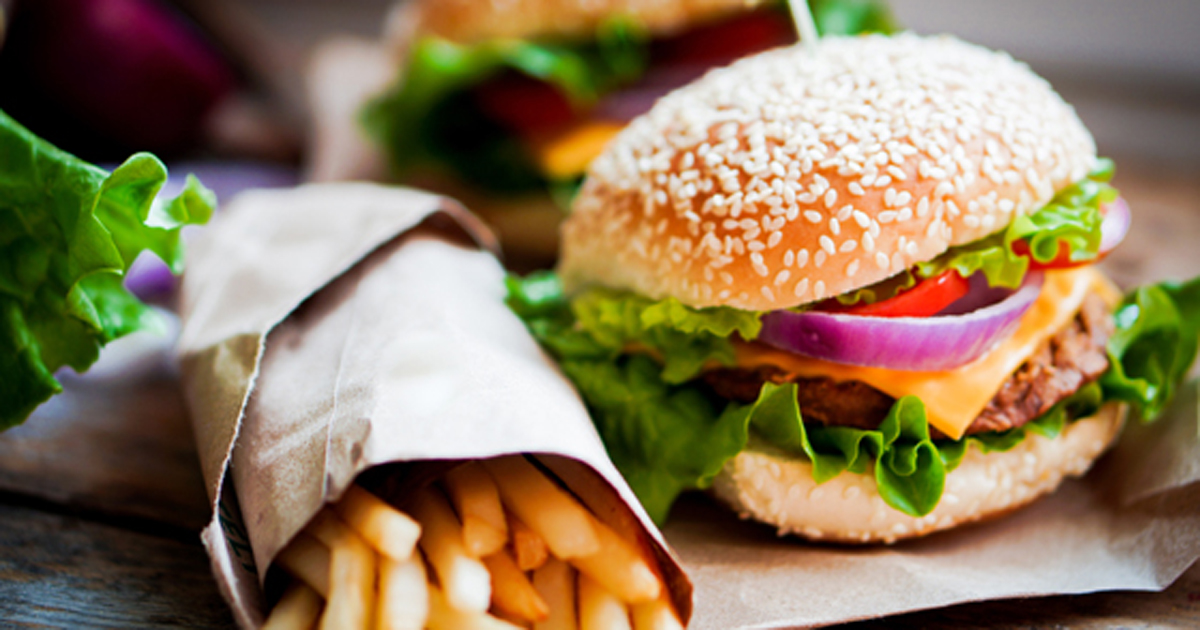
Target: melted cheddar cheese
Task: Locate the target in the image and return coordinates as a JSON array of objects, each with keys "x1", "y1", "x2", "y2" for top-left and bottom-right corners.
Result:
[
  {"x1": 734, "y1": 267, "x2": 1122, "y2": 440},
  {"x1": 534, "y1": 122, "x2": 624, "y2": 179}
]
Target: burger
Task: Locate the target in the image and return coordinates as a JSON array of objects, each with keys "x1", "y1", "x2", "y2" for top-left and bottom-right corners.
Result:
[
  {"x1": 360, "y1": 0, "x2": 896, "y2": 264},
  {"x1": 508, "y1": 33, "x2": 1200, "y2": 543}
]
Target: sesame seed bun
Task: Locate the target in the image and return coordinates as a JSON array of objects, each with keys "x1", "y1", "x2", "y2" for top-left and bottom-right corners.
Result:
[
  {"x1": 558, "y1": 34, "x2": 1098, "y2": 310},
  {"x1": 412, "y1": 0, "x2": 772, "y2": 44},
  {"x1": 710, "y1": 402, "x2": 1125, "y2": 544}
]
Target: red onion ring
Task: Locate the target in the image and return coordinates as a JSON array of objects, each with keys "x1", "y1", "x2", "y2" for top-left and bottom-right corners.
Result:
[
  {"x1": 758, "y1": 272, "x2": 1045, "y2": 371},
  {"x1": 1099, "y1": 197, "x2": 1130, "y2": 255}
]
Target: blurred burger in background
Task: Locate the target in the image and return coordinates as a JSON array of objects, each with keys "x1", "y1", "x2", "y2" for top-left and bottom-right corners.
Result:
[{"x1": 360, "y1": 0, "x2": 897, "y2": 266}]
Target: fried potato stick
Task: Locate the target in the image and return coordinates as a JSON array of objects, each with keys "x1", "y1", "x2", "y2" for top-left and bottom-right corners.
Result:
[
  {"x1": 483, "y1": 548, "x2": 550, "y2": 623},
  {"x1": 631, "y1": 596, "x2": 683, "y2": 630},
  {"x1": 275, "y1": 532, "x2": 331, "y2": 598},
  {"x1": 578, "y1": 573, "x2": 632, "y2": 630},
  {"x1": 377, "y1": 555, "x2": 429, "y2": 630},
  {"x1": 483, "y1": 457, "x2": 599, "y2": 559},
  {"x1": 427, "y1": 584, "x2": 524, "y2": 630},
  {"x1": 508, "y1": 512, "x2": 549, "y2": 572},
  {"x1": 570, "y1": 516, "x2": 661, "y2": 604},
  {"x1": 306, "y1": 510, "x2": 377, "y2": 630},
  {"x1": 334, "y1": 485, "x2": 422, "y2": 561},
  {"x1": 262, "y1": 581, "x2": 323, "y2": 630},
  {"x1": 445, "y1": 462, "x2": 509, "y2": 557},
  {"x1": 532, "y1": 558, "x2": 577, "y2": 630},
  {"x1": 410, "y1": 485, "x2": 492, "y2": 613}
]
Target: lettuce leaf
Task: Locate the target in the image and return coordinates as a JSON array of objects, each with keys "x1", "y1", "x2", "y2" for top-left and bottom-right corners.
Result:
[
  {"x1": 812, "y1": 0, "x2": 899, "y2": 35},
  {"x1": 0, "y1": 110, "x2": 214, "y2": 429},
  {"x1": 507, "y1": 271, "x2": 761, "y2": 383},
  {"x1": 1101, "y1": 277, "x2": 1200, "y2": 420},
  {"x1": 916, "y1": 159, "x2": 1117, "y2": 289}
]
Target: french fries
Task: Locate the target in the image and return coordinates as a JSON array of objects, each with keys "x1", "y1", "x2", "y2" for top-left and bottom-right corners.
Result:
[
  {"x1": 263, "y1": 455, "x2": 677, "y2": 630},
  {"x1": 532, "y1": 558, "x2": 578, "y2": 630},
  {"x1": 262, "y1": 582, "x2": 323, "y2": 630},
  {"x1": 571, "y1": 516, "x2": 661, "y2": 604},
  {"x1": 508, "y1": 513, "x2": 550, "y2": 572},
  {"x1": 631, "y1": 596, "x2": 685, "y2": 630},
  {"x1": 578, "y1": 573, "x2": 632, "y2": 630},
  {"x1": 378, "y1": 555, "x2": 429, "y2": 630},
  {"x1": 275, "y1": 532, "x2": 331, "y2": 598},
  {"x1": 445, "y1": 462, "x2": 509, "y2": 557},
  {"x1": 335, "y1": 485, "x2": 422, "y2": 560},
  {"x1": 409, "y1": 485, "x2": 493, "y2": 613},
  {"x1": 483, "y1": 548, "x2": 550, "y2": 623},
  {"x1": 482, "y1": 457, "x2": 600, "y2": 559}
]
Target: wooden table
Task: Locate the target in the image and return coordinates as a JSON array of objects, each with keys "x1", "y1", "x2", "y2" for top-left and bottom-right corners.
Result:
[{"x1": 0, "y1": 162, "x2": 1197, "y2": 628}]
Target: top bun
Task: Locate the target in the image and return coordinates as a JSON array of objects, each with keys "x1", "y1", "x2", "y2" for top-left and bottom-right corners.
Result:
[
  {"x1": 559, "y1": 34, "x2": 1098, "y2": 311},
  {"x1": 413, "y1": 0, "x2": 770, "y2": 44}
]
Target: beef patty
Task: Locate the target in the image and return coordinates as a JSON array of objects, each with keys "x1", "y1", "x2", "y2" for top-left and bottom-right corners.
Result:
[{"x1": 704, "y1": 292, "x2": 1115, "y2": 438}]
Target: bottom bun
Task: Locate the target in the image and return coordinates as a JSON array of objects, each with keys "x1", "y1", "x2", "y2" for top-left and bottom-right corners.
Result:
[{"x1": 711, "y1": 402, "x2": 1126, "y2": 544}]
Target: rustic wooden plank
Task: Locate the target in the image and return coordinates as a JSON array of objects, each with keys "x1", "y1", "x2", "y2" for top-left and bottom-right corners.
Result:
[
  {"x1": 0, "y1": 502, "x2": 235, "y2": 629},
  {"x1": 0, "y1": 370, "x2": 211, "y2": 532}
]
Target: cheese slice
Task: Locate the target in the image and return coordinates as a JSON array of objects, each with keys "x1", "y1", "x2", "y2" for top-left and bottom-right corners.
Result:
[
  {"x1": 534, "y1": 122, "x2": 624, "y2": 180},
  {"x1": 734, "y1": 267, "x2": 1122, "y2": 440}
]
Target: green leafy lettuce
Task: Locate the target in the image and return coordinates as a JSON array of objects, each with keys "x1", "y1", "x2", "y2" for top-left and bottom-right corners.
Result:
[
  {"x1": 916, "y1": 159, "x2": 1117, "y2": 290},
  {"x1": 1101, "y1": 277, "x2": 1200, "y2": 421},
  {"x1": 509, "y1": 270, "x2": 1199, "y2": 524},
  {"x1": 0, "y1": 110, "x2": 215, "y2": 429}
]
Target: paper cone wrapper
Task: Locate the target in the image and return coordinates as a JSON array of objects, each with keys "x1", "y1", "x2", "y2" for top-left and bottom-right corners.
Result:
[{"x1": 176, "y1": 183, "x2": 692, "y2": 628}]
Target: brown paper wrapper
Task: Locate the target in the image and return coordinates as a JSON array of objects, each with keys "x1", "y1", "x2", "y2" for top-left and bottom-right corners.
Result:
[{"x1": 176, "y1": 183, "x2": 692, "y2": 628}]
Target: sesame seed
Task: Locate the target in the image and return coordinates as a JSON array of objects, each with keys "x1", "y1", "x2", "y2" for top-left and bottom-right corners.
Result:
[
  {"x1": 830, "y1": 218, "x2": 841, "y2": 236},
  {"x1": 775, "y1": 270, "x2": 791, "y2": 286},
  {"x1": 819, "y1": 235, "x2": 836, "y2": 254},
  {"x1": 824, "y1": 189, "x2": 838, "y2": 208},
  {"x1": 849, "y1": 182, "x2": 866, "y2": 196},
  {"x1": 878, "y1": 210, "x2": 897, "y2": 224},
  {"x1": 875, "y1": 252, "x2": 890, "y2": 269},
  {"x1": 794, "y1": 278, "x2": 810, "y2": 297},
  {"x1": 875, "y1": 175, "x2": 892, "y2": 188},
  {"x1": 840, "y1": 239, "x2": 857, "y2": 252},
  {"x1": 815, "y1": 250, "x2": 828, "y2": 267},
  {"x1": 862, "y1": 232, "x2": 875, "y2": 252},
  {"x1": 796, "y1": 249, "x2": 810, "y2": 268},
  {"x1": 847, "y1": 260, "x2": 860, "y2": 277},
  {"x1": 804, "y1": 210, "x2": 823, "y2": 224},
  {"x1": 814, "y1": 281, "x2": 827, "y2": 299}
]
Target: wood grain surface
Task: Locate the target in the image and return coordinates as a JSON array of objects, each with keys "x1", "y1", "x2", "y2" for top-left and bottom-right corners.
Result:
[{"x1": 0, "y1": 162, "x2": 1195, "y2": 628}]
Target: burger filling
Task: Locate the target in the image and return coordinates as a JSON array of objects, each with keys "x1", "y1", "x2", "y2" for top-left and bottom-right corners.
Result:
[
  {"x1": 510, "y1": 167, "x2": 1200, "y2": 525},
  {"x1": 704, "y1": 291, "x2": 1114, "y2": 438}
]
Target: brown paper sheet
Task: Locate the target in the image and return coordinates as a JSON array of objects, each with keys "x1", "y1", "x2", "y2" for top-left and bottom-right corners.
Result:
[
  {"x1": 663, "y1": 380, "x2": 1200, "y2": 629},
  {"x1": 176, "y1": 183, "x2": 690, "y2": 628}
]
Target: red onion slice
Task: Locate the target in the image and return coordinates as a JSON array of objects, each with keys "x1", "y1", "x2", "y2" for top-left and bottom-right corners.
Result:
[
  {"x1": 758, "y1": 272, "x2": 1044, "y2": 372},
  {"x1": 1099, "y1": 197, "x2": 1130, "y2": 255}
]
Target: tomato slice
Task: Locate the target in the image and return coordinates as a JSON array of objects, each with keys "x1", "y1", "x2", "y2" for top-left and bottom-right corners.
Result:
[
  {"x1": 1011, "y1": 239, "x2": 1106, "y2": 270},
  {"x1": 471, "y1": 73, "x2": 578, "y2": 137},
  {"x1": 824, "y1": 270, "x2": 971, "y2": 318},
  {"x1": 652, "y1": 9, "x2": 795, "y2": 66}
]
